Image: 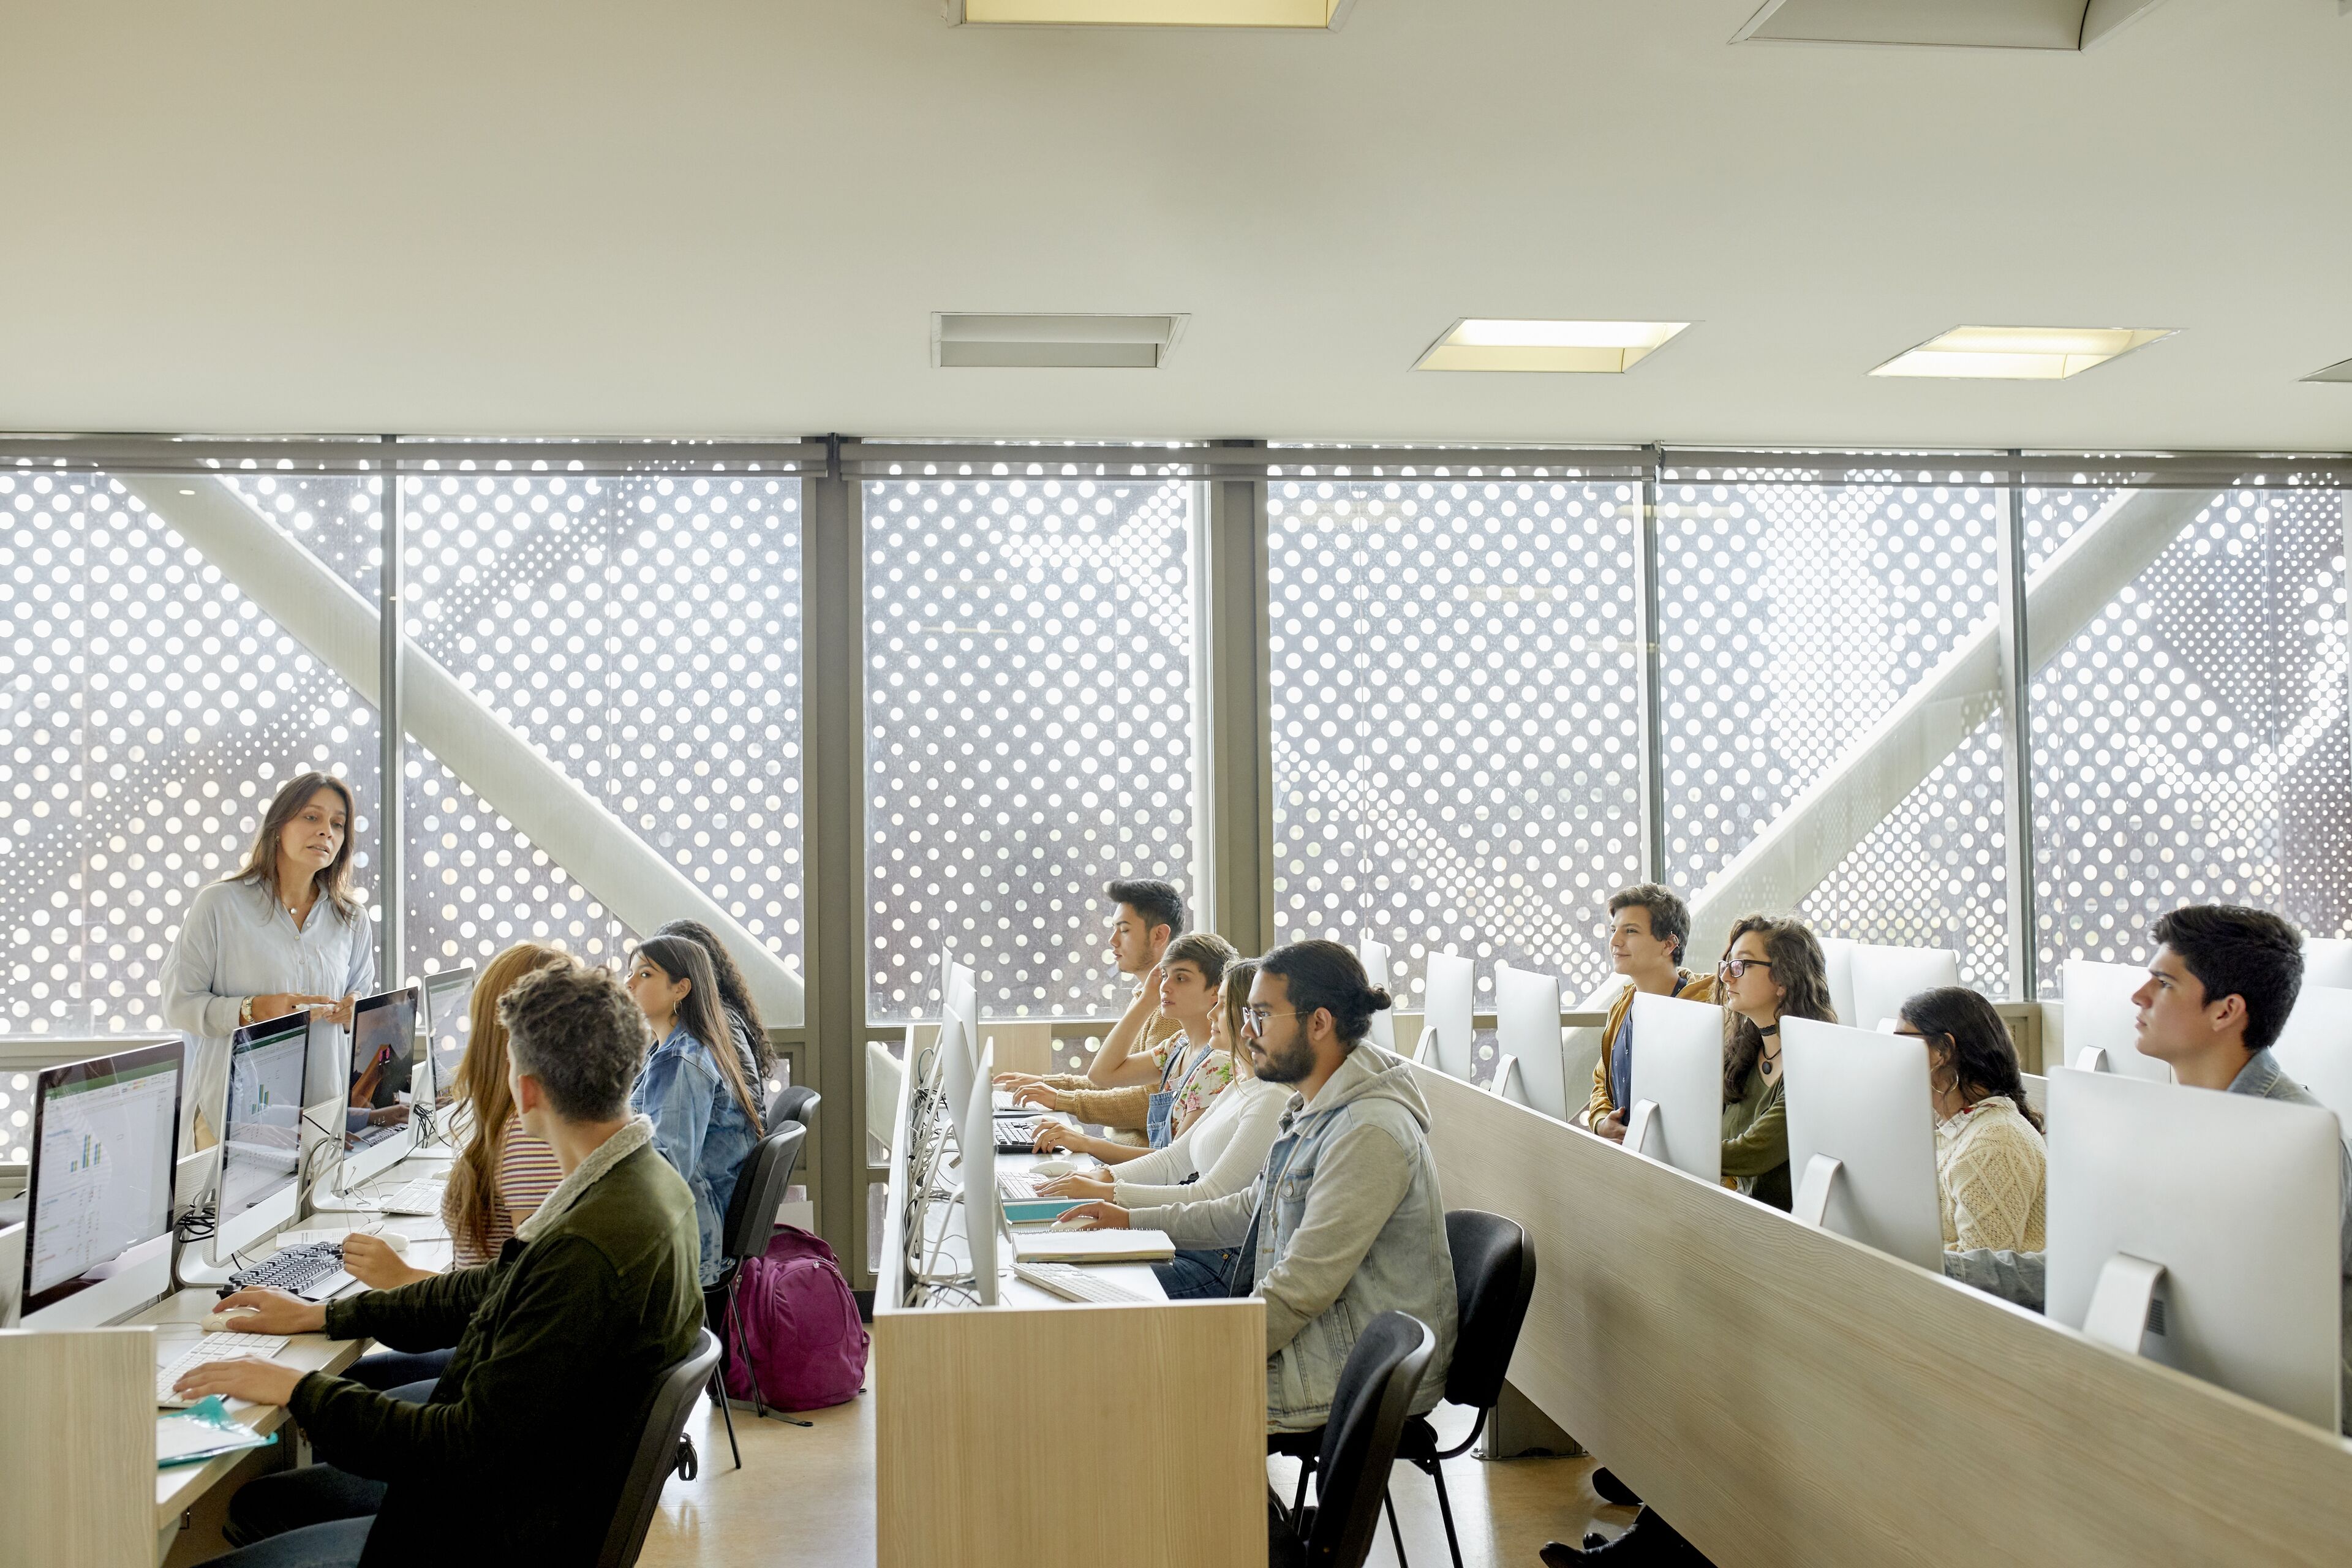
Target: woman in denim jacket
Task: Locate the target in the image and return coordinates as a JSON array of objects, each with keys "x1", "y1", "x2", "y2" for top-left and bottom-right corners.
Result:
[{"x1": 625, "y1": 933, "x2": 765, "y2": 1286}]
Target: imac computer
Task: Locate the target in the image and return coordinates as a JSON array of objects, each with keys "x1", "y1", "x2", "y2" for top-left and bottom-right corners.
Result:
[
  {"x1": 1493, "y1": 963, "x2": 1568, "y2": 1120},
  {"x1": 1781, "y1": 1017, "x2": 1945, "y2": 1270},
  {"x1": 2304, "y1": 938, "x2": 2352, "y2": 991},
  {"x1": 1624, "y1": 993, "x2": 1725, "y2": 1187},
  {"x1": 1818, "y1": 937, "x2": 1858, "y2": 1033},
  {"x1": 868, "y1": 1038, "x2": 909, "y2": 1158},
  {"x1": 320, "y1": 987, "x2": 424, "y2": 1205},
  {"x1": 421, "y1": 964, "x2": 478, "y2": 1106},
  {"x1": 1357, "y1": 937, "x2": 1396, "y2": 1053},
  {"x1": 940, "y1": 1012, "x2": 979, "y2": 1159},
  {"x1": 19, "y1": 1041, "x2": 184, "y2": 1330},
  {"x1": 2046, "y1": 1067, "x2": 2345, "y2": 1433},
  {"x1": 205, "y1": 1010, "x2": 312, "y2": 1267},
  {"x1": 2272, "y1": 983, "x2": 2352, "y2": 1127},
  {"x1": 1847, "y1": 944, "x2": 1961, "y2": 1033},
  {"x1": 960, "y1": 1039, "x2": 998, "y2": 1306},
  {"x1": 1415, "y1": 952, "x2": 1477, "y2": 1081},
  {"x1": 2059, "y1": 959, "x2": 2172, "y2": 1082}
]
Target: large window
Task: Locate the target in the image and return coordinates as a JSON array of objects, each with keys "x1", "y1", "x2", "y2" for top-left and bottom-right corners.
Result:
[
  {"x1": 400, "y1": 472, "x2": 804, "y2": 986},
  {"x1": 1658, "y1": 478, "x2": 2012, "y2": 989},
  {"x1": 2028, "y1": 486, "x2": 2352, "y2": 987},
  {"x1": 1268, "y1": 477, "x2": 1646, "y2": 1015},
  {"x1": 864, "y1": 476, "x2": 1196, "y2": 1021},
  {"x1": 0, "y1": 473, "x2": 382, "y2": 1052}
]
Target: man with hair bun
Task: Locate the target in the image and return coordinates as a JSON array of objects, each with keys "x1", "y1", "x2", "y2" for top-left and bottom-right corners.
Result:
[{"x1": 1059, "y1": 939, "x2": 1459, "y2": 1433}]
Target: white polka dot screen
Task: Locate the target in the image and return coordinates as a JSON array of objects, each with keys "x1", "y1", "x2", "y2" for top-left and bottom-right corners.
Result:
[
  {"x1": 863, "y1": 478, "x2": 1195, "y2": 1023},
  {"x1": 0, "y1": 472, "x2": 381, "y2": 1159},
  {"x1": 1267, "y1": 478, "x2": 1645, "y2": 1028},
  {"x1": 2027, "y1": 488, "x2": 2352, "y2": 991},
  {"x1": 400, "y1": 473, "x2": 804, "y2": 980},
  {"x1": 1658, "y1": 481, "x2": 2010, "y2": 990}
]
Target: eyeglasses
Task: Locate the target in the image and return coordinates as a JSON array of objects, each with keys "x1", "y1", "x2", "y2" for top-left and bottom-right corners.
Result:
[
  {"x1": 1717, "y1": 958, "x2": 1774, "y2": 980},
  {"x1": 1239, "y1": 1006, "x2": 1300, "y2": 1032}
]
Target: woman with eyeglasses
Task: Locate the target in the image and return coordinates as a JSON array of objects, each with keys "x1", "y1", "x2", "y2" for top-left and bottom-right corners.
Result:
[
  {"x1": 1715, "y1": 914, "x2": 1836, "y2": 1213},
  {"x1": 1894, "y1": 986, "x2": 2047, "y2": 1253}
]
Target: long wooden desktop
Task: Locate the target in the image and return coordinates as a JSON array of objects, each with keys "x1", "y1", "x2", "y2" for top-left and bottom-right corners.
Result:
[{"x1": 1414, "y1": 1061, "x2": 2352, "y2": 1567}]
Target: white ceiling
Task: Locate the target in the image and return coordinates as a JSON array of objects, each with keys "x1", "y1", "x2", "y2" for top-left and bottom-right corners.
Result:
[{"x1": 2, "y1": 1, "x2": 2350, "y2": 450}]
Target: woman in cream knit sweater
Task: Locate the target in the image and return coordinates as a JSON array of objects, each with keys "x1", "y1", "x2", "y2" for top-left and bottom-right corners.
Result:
[{"x1": 1896, "y1": 986, "x2": 2048, "y2": 1253}]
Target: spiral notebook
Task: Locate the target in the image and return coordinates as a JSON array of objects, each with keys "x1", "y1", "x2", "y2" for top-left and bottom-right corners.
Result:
[{"x1": 1011, "y1": 1228, "x2": 1176, "y2": 1264}]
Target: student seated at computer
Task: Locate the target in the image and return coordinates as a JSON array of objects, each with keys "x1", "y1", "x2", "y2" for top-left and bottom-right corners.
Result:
[
  {"x1": 172, "y1": 960, "x2": 703, "y2": 1567},
  {"x1": 1893, "y1": 986, "x2": 2046, "y2": 1253},
  {"x1": 1716, "y1": 914, "x2": 1836, "y2": 1213},
  {"x1": 337, "y1": 941, "x2": 573, "y2": 1382},
  {"x1": 1945, "y1": 904, "x2": 2352, "y2": 1433},
  {"x1": 655, "y1": 917, "x2": 777, "y2": 1101},
  {"x1": 1582, "y1": 883, "x2": 1717, "y2": 1141},
  {"x1": 627, "y1": 933, "x2": 766, "y2": 1288},
  {"x1": 160, "y1": 769, "x2": 375, "y2": 1148},
  {"x1": 997, "y1": 878, "x2": 1190, "y2": 1144},
  {"x1": 1057, "y1": 941, "x2": 1458, "y2": 1432},
  {"x1": 1026, "y1": 932, "x2": 1240, "y2": 1160},
  {"x1": 1037, "y1": 960, "x2": 1288, "y2": 1297}
]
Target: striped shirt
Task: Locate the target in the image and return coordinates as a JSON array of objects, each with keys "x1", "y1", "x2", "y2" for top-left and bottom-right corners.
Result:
[{"x1": 447, "y1": 1114, "x2": 565, "y2": 1268}]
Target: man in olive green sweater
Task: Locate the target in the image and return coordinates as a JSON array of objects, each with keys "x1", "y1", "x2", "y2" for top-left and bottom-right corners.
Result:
[{"x1": 174, "y1": 960, "x2": 704, "y2": 1568}]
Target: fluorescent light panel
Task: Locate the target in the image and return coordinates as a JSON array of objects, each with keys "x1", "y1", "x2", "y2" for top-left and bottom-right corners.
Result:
[
  {"x1": 956, "y1": 0, "x2": 1343, "y2": 25},
  {"x1": 933, "y1": 312, "x2": 1186, "y2": 369},
  {"x1": 1415, "y1": 319, "x2": 1689, "y2": 374},
  {"x1": 1871, "y1": 325, "x2": 2174, "y2": 380}
]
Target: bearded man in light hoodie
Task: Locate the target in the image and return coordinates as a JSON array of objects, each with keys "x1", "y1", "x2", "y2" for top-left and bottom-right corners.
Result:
[{"x1": 1060, "y1": 938, "x2": 1458, "y2": 1431}]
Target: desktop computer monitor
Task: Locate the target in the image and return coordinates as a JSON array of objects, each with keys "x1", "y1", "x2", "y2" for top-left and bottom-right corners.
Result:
[
  {"x1": 867, "y1": 1038, "x2": 909, "y2": 1158},
  {"x1": 421, "y1": 965, "x2": 478, "y2": 1106},
  {"x1": 1818, "y1": 937, "x2": 1858, "y2": 1034},
  {"x1": 945, "y1": 959, "x2": 978, "y2": 1057},
  {"x1": 1781, "y1": 1017, "x2": 1945, "y2": 1271},
  {"x1": 1357, "y1": 937, "x2": 1396, "y2": 1054},
  {"x1": 2046, "y1": 1067, "x2": 2345, "y2": 1433},
  {"x1": 0, "y1": 1219, "x2": 21, "y2": 1327},
  {"x1": 961, "y1": 1040, "x2": 998, "y2": 1307},
  {"x1": 1847, "y1": 944, "x2": 1961, "y2": 1033},
  {"x1": 2304, "y1": 938, "x2": 2352, "y2": 991},
  {"x1": 20, "y1": 1041, "x2": 183, "y2": 1329},
  {"x1": 1418, "y1": 952, "x2": 1476, "y2": 1081},
  {"x1": 1494, "y1": 963, "x2": 1569, "y2": 1121},
  {"x1": 1624, "y1": 993, "x2": 1724, "y2": 1188},
  {"x1": 334, "y1": 986, "x2": 423, "y2": 1195},
  {"x1": 938, "y1": 1013, "x2": 978, "y2": 1158},
  {"x1": 210, "y1": 1010, "x2": 312, "y2": 1264},
  {"x1": 2059, "y1": 959, "x2": 2172, "y2": 1083},
  {"x1": 2272, "y1": 983, "x2": 2352, "y2": 1127}
]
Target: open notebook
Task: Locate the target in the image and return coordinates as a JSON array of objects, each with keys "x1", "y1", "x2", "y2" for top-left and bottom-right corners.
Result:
[{"x1": 1011, "y1": 1228, "x2": 1177, "y2": 1264}]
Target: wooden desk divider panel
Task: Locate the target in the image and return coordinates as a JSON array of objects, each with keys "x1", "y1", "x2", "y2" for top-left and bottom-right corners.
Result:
[
  {"x1": 873, "y1": 1036, "x2": 1267, "y2": 1568},
  {"x1": 1412, "y1": 1063, "x2": 2352, "y2": 1568},
  {"x1": 0, "y1": 1327, "x2": 153, "y2": 1568}
]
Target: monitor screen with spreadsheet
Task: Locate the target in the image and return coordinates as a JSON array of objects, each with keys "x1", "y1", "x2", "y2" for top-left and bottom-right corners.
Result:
[
  {"x1": 219, "y1": 1012, "x2": 311, "y2": 1223},
  {"x1": 22, "y1": 1041, "x2": 183, "y2": 1318}
]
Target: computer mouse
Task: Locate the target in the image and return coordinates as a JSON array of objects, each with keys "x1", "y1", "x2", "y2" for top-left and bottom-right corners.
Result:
[
  {"x1": 1047, "y1": 1214, "x2": 1096, "y2": 1232},
  {"x1": 1031, "y1": 1159, "x2": 1076, "y2": 1178},
  {"x1": 202, "y1": 1308, "x2": 260, "y2": 1332}
]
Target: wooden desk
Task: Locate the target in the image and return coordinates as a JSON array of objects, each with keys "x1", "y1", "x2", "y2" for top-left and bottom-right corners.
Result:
[{"x1": 1414, "y1": 1061, "x2": 2352, "y2": 1567}]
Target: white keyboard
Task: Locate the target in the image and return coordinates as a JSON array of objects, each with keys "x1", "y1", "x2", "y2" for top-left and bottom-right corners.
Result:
[
  {"x1": 1013, "y1": 1261, "x2": 1149, "y2": 1305},
  {"x1": 997, "y1": 1169, "x2": 1046, "y2": 1201},
  {"x1": 157, "y1": 1332, "x2": 290, "y2": 1408},
  {"x1": 378, "y1": 1178, "x2": 446, "y2": 1216}
]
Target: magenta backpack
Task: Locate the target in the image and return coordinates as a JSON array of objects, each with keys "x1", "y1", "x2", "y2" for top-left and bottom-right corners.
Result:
[{"x1": 722, "y1": 1226, "x2": 870, "y2": 1412}]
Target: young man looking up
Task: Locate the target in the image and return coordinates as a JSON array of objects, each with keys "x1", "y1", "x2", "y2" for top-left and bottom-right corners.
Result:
[
  {"x1": 175, "y1": 960, "x2": 705, "y2": 1567},
  {"x1": 998, "y1": 877, "x2": 1189, "y2": 1144},
  {"x1": 1581, "y1": 883, "x2": 1717, "y2": 1142},
  {"x1": 1060, "y1": 940, "x2": 1459, "y2": 1433},
  {"x1": 1945, "y1": 904, "x2": 2352, "y2": 1434}
]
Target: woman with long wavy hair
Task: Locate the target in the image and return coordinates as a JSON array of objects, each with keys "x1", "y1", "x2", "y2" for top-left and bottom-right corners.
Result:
[
  {"x1": 1716, "y1": 913, "x2": 1837, "y2": 1213},
  {"x1": 626, "y1": 933, "x2": 764, "y2": 1287}
]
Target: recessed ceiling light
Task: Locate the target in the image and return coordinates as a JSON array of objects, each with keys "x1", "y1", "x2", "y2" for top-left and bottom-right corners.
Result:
[
  {"x1": 946, "y1": 0, "x2": 1351, "y2": 27},
  {"x1": 1413, "y1": 319, "x2": 1691, "y2": 374},
  {"x1": 2304, "y1": 356, "x2": 2352, "y2": 384},
  {"x1": 1870, "y1": 325, "x2": 2175, "y2": 380},
  {"x1": 932, "y1": 312, "x2": 1188, "y2": 369}
]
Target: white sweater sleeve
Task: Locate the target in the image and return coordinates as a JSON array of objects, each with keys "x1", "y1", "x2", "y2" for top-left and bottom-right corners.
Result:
[
  {"x1": 1114, "y1": 1085, "x2": 1287, "y2": 1208},
  {"x1": 1104, "y1": 1120, "x2": 1199, "y2": 1191}
]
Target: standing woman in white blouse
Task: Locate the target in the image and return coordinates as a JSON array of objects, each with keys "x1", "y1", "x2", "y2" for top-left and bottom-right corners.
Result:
[{"x1": 160, "y1": 772, "x2": 375, "y2": 1147}]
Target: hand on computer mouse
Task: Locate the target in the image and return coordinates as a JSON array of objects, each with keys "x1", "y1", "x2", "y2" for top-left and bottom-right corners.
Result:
[
  {"x1": 341, "y1": 1232, "x2": 434, "y2": 1291},
  {"x1": 173, "y1": 1356, "x2": 304, "y2": 1409},
  {"x1": 212, "y1": 1287, "x2": 330, "y2": 1337}
]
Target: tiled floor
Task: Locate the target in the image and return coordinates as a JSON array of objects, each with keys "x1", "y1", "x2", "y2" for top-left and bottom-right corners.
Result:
[{"x1": 638, "y1": 1369, "x2": 1625, "y2": 1567}]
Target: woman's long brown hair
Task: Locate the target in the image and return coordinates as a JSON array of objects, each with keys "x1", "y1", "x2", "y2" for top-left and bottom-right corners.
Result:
[
  {"x1": 635, "y1": 934, "x2": 764, "y2": 1131},
  {"x1": 228, "y1": 771, "x2": 363, "y2": 924},
  {"x1": 1718, "y1": 914, "x2": 1837, "y2": 1102},
  {"x1": 443, "y1": 942, "x2": 573, "y2": 1259},
  {"x1": 1216, "y1": 960, "x2": 1259, "y2": 1081}
]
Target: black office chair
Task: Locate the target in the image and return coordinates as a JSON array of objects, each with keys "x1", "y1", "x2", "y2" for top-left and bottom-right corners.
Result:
[
  {"x1": 595, "y1": 1327, "x2": 722, "y2": 1568},
  {"x1": 704, "y1": 1120, "x2": 809, "y2": 1466},
  {"x1": 767, "y1": 1083, "x2": 820, "y2": 1135},
  {"x1": 1268, "y1": 1311, "x2": 1436, "y2": 1568},
  {"x1": 1270, "y1": 1210, "x2": 1539, "y2": 1568}
]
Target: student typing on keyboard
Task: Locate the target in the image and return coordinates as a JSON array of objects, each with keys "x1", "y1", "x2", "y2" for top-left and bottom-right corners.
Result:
[{"x1": 167, "y1": 959, "x2": 704, "y2": 1568}]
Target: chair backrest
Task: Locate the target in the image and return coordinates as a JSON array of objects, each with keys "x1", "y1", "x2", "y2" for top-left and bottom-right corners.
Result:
[
  {"x1": 1303, "y1": 1311, "x2": 1436, "y2": 1568},
  {"x1": 596, "y1": 1327, "x2": 723, "y2": 1568},
  {"x1": 720, "y1": 1123, "x2": 807, "y2": 1265},
  {"x1": 767, "y1": 1084, "x2": 820, "y2": 1131},
  {"x1": 1440, "y1": 1209, "x2": 1536, "y2": 1411}
]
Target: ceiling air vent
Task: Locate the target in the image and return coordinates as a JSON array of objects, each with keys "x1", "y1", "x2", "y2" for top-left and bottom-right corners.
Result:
[
  {"x1": 932, "y1": 314, "x2": 1188, "y2": 369},
  {"x1": 2305, "y1": 357, "x2": 2352, "y2": 384},
  {"x1": 1733, "y1": 0, "x2": 2173, "y2": 51}
]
